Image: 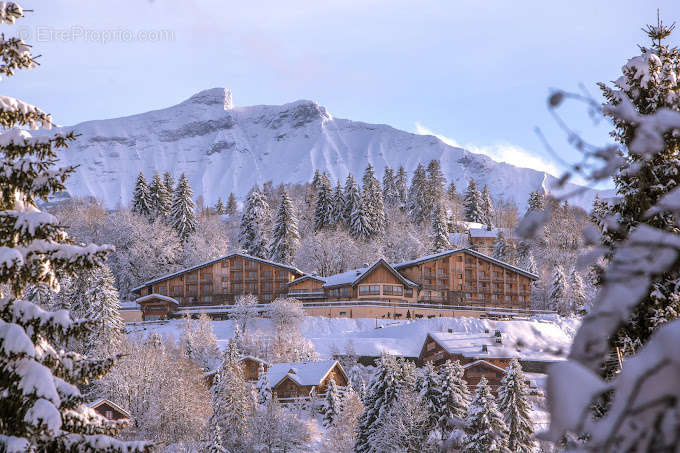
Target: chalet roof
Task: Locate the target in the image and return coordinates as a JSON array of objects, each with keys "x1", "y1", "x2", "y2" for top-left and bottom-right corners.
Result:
[
  {"x1": 131, "y1": 252, "x2": 304, "y2": 292},
  {"x1": 289, "y1": 274, "x2": 327, "y2": 286},
  {"x1": 119, "y1": 301, "x2": 140, "y2": 310},
  {"x1": 135, "y1": 294, "x2": 179, "y2": 305},
  {"x1": 266, "y1": 360, "x2": 342, "y2": 388},
  {"x1": 87, "y1": 398, "x2": 131, "y2": 419},
  {"x1": 239, "y1": 355, "x2": 269, "y2": 366},
  {"x1": 426, "y1": 331, "x2": 522, "y2": 359},
  {"x1": 321, "y1": 259, "x2": 418, "y2": 289},
  {"x1": 468, "y1": 227, "x2": 513, "y2": 239},
  {"x1": 462, "y1": 359, "x2": 508, "y2": 374},
  {"x1": 394, "y1": 248, "x2": 539, "y2": 280}
]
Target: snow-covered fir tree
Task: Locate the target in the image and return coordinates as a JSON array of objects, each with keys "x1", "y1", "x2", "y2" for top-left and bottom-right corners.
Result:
[
  {"x1": 256, "y1": 363, "x2": 272, "y2": 406},
  {"x1": 169, "y1": 173, "x2": 197, "y2": 241},
  {"x1": 350, "y1": 196, "x2": 373, "y2": 241},
  {"x1": 311, "y1": 169, "x2": 323, "y2": 191},
  {"x1": 416, "y1": 362, "x2": 443, "y2": 433},
  {"x1": 481, "y1": 185, "x2": 494, "y2": 226},
  {"x1": 207, "y1": 424, "x2": 227, "y2": 453},
  {"x1": 549, "y1": 264, "x2": 569, "y2": 315},
  {"x1": 437, "y1": 360, "x2": 470, "y2": 434},
  {"x1": 331, "y1": 181, "x2": 345, "y2": 227},
  {"x1": 431, "y1": 203, "x2": 451, "y2": 253},
  {"x1": 493, "y1": 230, "x2": 510, "y2": 263},
  {"x1": 239, "y1": 186, "x2": 271, "y2": 258},
  {"x1": 568, "y1": 270, "x2": 588, "y2": 315},
  {"x1": 270, "y1": 190, "x2": 300, "y2": 265},
  {"x1": 214, "y1": 197, "x2": 225, "y2": 215},
  {"x1": 382, "y1": 166, "x2": 400, "y2": 207},
  {"x1": 162, "y1": 171, "x2": 175, "y2": 195},
  {"x1": 464, "y1": 377, "x2": 509, "y2": 453},
  {"x1": 0, "y1": 7, "x2": 150, "y2": 449},
  {"x1": 226, "y1": 192, "x2": 238, "y2": 215},
  {"x1": 343, "y1": 173, "x2": 361, "y2": 226},
  {"x1": 314, "y1": 176, "x2": 334, "y2": 231},
  {"x1": 149, "y1": 172, "x2": 171, "y2": 221},
  {"x1": 180, "y1": 312, "x2": 220, "y2": 371},
  {"x1": 595, "y1": 20, "x2": 680, "y2": 364},
  {"x1": 526, "y1": 190, "x2": 545, "y2": 213},
  {"x1": 496, "y1": 360, "x2": 535, "y2": 453},
  {"x1": 132, "y1": 171, "x2": 153, "y2": 220},
  {"x1": 323, "y1": 377, "x2": 342, "y2": 428},
  {"x1": 447, "y1": 181, "x2": 458, "y2": 202},
  {"x1": 407, "y1": 163, "x2": 429, "y2": 223},
  {"x1": 361, "y1": 164, "x2": 385, "y2": 236},
  {"x1": 426, "y1": 159, "x2": 446, "y2": 215},
  {"x1": 463, "y1": 179, "x2": 484, "y2": 223},
  {"x1": 59, "y1": 263, "x2": 125, "y2": 356},
  {"x1": 355, "y1": 354, "x2": 417, "y2": 453},
  {"x1": 395, "y1": 165, "x2": 408, "y2": 205}
]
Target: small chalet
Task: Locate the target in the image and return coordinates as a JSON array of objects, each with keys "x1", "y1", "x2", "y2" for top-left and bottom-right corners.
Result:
[
  {"x1": 87, "y1": 398, "x2": 131, "y2": 421},
  {"x1": 239, "y1": 355, "x2": 269, "y2": 381},
  {"x1": 462, "y1": 359, "x2": 509, "y2": 391},
  {"x1": 263, "y1": 360, "x2": 349, "y2": 400},
  {"x1": 135, "y1": 293, "x2": 179, "y2": 321}
]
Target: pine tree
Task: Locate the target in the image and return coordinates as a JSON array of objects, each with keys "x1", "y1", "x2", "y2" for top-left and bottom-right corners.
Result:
[
  {"x1": 463, "y1": 377, "x2": 509, "y2": 453},
  {"x1": 226, "y1": 192, "x2": 238, "y2": 215},
  {"x1": 526, "y1": 190, "x2": 545, "y2": 214},
  {"x1": 447, "y1": 181, "x2": 458, "y2": 202},
  {"x1": 431, "y1": 203, "x2": 451, "y2": 253},
  {"x1": 416, "y1": 362, "x2": 443, "y2": 432},
  {"x1": 313, "y1": 177, "x2": 334, "y2": 231},
  {"x1": 239, "y1": 186, "x2": 271, "y2": 258},
  {"x1": 0, "y1": 8, "x2": 150, "y2": 449},
  {"x1": 350, "y1": 196, "x2": 373, "y2": 241},
  {"x1": 598, "y1": 20, "x2": 680, "y2": 364},
  {"x1": 149, "y1": 172, "x2": 171, "y2": 221},
  {"x1": 331, "y1": 181, "x2": 345, "y2": 227},
  {"x1": 463, "y1": 179, "x2": 484, "y2": 223},
  {"x1": 407, "y1": 163, "x2": 429, "y2": 223},
  {"x1": 343, "y1": 173, "x2": 361, "y2": 226},
  {"x1": 437, "y1": 360, "x2": 470, "y2": 434},
  {"x1": 323, "y1": 377, "x2": 342, "y2": 428},
  {"x1": 481, "y1": 185, "x2": 494, "y2": 226},
  {"x1": 207, "y1": 423, "x2": 227, "y2": 453},
  {"x1": 549, "y1": 264, "x2": 569, "y2": 315},
  {"x1": 395, "y1": 165, "x2": 408, "y2": 205},
  {"x1": 132, "y1": 171, "x2": 153, "y2": 219},
  {"x1": 311, "y1": 169, "x2": 323, "y2": 191},
  {"x1": 493, "y1": 230, "x2": 510, "y2": 263},
  {"x1": 169, "y1": 173, "x2": 197, "y2": 241},
  {"x1": 163, "y1": 171, "x2": 175, "y2": 195},
  {"x1": 497, "y1": 360, "x2": 535, "y2": 453},
  {"x1": 426, "y1": 159, "x2": 446, "y2": 215},
  {"x1": 362, "y1": 164, "x2": 385, "y2": 236},
  {"x1": 257, "y1": 363, "x2": 272, "y2": 406},
  {"x1": 214, "y1": 197, "x2": 225, "y2": 215},
  {"x1": 355, "y1": 354, "x2": 417, "y2": 453},
  {"x1": 382, "y1": 166, "x2": 400, "y2": 207},
  {"x1": 569, "y1": 271, "x2": 588, "y2": 315},
  {"x1": 270, "y1": 190, "x2": 300, "y2": 265}
]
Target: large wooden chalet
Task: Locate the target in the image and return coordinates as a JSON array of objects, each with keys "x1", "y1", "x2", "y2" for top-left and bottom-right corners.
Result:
[
  {"x1": 130, "y1": 248, "x2": 538, "y2": 321},
  {"x1": 131, "y1": 253, "x2": 304, "y2": 320}
]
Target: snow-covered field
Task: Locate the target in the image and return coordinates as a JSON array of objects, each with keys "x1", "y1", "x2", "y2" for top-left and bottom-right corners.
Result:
[{"x1": 128, "y1": 314, "x2": 579, "y2": 361}]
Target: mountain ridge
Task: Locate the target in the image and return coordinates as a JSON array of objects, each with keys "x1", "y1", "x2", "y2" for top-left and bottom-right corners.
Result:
[{"x1": 53, "y1": 87, "x2": 612, "y2": 210}]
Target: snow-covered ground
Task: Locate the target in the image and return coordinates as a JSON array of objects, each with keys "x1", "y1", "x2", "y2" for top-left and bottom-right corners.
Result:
[{"x1": 128, "y1": 314, "x2": 579, "y2": 361}]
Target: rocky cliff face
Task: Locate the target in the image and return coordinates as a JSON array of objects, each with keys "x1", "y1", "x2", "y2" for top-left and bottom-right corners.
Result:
[{"x1": 54, "y1": 87, "x2": 610, "y2": 210}]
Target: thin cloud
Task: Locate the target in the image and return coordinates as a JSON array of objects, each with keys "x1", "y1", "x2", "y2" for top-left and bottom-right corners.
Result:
[{"x1": 414, "y1": 122, "x2": 563, "y2": 178}]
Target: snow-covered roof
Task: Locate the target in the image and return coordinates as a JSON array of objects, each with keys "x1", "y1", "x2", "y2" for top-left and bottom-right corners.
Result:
[
  {"x1": 87, "y1": 398, "x2": 131, "y2": 419},
  {"x1": 131, "y1": 252, "x2": 304, "y2": 292},
  {"x1": 462, "y1": 359, "x2": 508, "y2": 374},
  {"x1": 468, "y1": 227, "x2": 514, "y2": 239},
  {"x1": 119, "y1": 301, "x2": 140, "y2": 310},
  {"x1": 266, "y1": 360, "x2": 342, "y2": 388},
  {"x1": 289, "y1": 274, "x2": 327, "y2": 286},
  {"x1": 425, "y1": 330, "x2": 564, "y2": 362},
  {"x1": 321, "y1": 259, "x2": 418, "y2": 288},
  {"x1": 239, "y1": 355, "x2": 269, "y2": 366},
  {"x1": 394, "y1": 248, "x2": 538, "y2": 280},
  {"x1": 135, "y1": 294, "x2": 179, "y2": 305}
]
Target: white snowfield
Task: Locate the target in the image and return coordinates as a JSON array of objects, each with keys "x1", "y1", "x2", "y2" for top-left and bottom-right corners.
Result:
[
  {"x1": 128, "y1": 314, "x2": 579, "y2": 361},
  {"x1": 52, "y1": 87, "x2": 610, "y2": 210}
]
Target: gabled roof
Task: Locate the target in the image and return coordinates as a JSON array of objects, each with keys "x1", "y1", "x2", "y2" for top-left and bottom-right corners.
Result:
[
  {"x1": 468, "y1": 227, "x2": 514, "y2": 239},
  {"x1": 135, "y1": 294, "x2": 179, "y2": 305},
  {"x1": 462, "y1": 359, "x2": 508, "y2": 374},
  {"x1": 87, "y1": 398, "x2": 131, "y2": 419},
  {"x1": 394, "y1": 248, "x2": 539, "y2": 280},
  {"x1": 424, "y1": 331, "x2": 521, "y2": 360},
  {"x1": 131, "y1": 252, "x2": 305, "y2": 292},
  {"x1": 322, "y1": 259, "x2": 418, "y2": 289},
  {"x1": 288, "y1": 274, "x2": 327, "y2": 286},
  {"x1": 239, "y1": 355, "x2": 269, "y2": 366},
  {"x1": 266, "y1": 360, "x2": 343, "y2": 388}
]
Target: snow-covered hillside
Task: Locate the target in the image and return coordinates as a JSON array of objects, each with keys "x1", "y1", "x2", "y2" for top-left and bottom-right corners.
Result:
[
  {"x1": 128, "y1": 315, "x2": 578, "y2": 361},
  {"x1": 54, "y1": 88, "x2": 610, "y2": 210}
]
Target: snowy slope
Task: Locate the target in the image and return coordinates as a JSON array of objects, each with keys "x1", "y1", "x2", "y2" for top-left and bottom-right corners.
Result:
[
  {"x1": 128, "y1": 315, "x2": 578, "y2": 361},
  {"x1": 54, "y1": 87, "x2": 611, "y2": 210}
]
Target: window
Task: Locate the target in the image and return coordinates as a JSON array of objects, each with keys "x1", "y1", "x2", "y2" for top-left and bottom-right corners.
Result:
[
  {"x1": 263, "y1": 271, "x2": 273, "y2": 278},
  {"x1": 248, "y1": 271, "x2": 257, "y2": 279},
  {"x1": 233, "y1": 283, "x2": 242, "y2": 291},
  {"x1": 202, "y1": 273, "x2": 212, "y2": 281},
  {"x1": 247, "y1": 260, "x2": 257, "y2": 268},
  {"x1": 405, "y1": 288, "x2": 413, "y2": 297},
  {"x1": 263, "y1": 282, "x2": 272, "y2": 290},
  {"x1": 458, "y1": 273, "x2": 463, "y2": 279},
  {"x1": 187, "y1": 284, "x2": 197, "y2": 293},
  {"x1": 232, "y1": 272, "x2": 241, "y2": 279},
  {"x1": 201, "y1": 284, "x2": 212, "y2": 293},
  {"x1": 247, "y1": 283, "x2": 256, "y2": 291},
  {"x1": 359, "y1": 285, "x2": 380, "y2": 295},
  {"x1": 105, "y1": 410, "x2": 113, "y2": 419},
  {"x1": 232, "y1": 259, "x2": 241, "y2": 268},
  {"x1": 383, "y1": 285, "x2": 402, "y2": 296},
  {"x1": 339, "y1": 287, "x2": 350, "y2": 297},
  {"x1": 457, "y1": 256, "x2": 463, "y2": 262},
  {"x1": 221, "y1": 261, "x2": 228, "y2": 268},
  {"x1": 221, "y1": 276, "x2": 228, "y2": 282},
  {"x1": 187, "y1": 273, "x2": 197, "y2": 281},
  {"x1": 505, "y1": 295, "x2": 511, "y2": 301},
  {"x1": 278, "y1": 271, "x2": 287, "y2": 278},
  {"x1": 203, "y1": 295, "x2": 212, "y2": 303},
  {"x1": 437, "y1": 268, "x2": 445, "y2": 275},
  {"x1": 383, "y1": 285, "x2": 392, "y2": 295},
  {"x1": 263, "y1": 294, "x2": 273, "y2": 301},
  {"x1": 172, "y1": 285, "x2": 181, "y2": 295},
  {"x1": 339, "y1": 311, "x2": 347, "y2": 316}
]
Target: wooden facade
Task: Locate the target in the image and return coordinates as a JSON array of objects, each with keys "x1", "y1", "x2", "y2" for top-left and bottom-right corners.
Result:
[
  {"x1": 240, "y1": 356, "x2": 269, "y2": 381},
  {"x1": 132, "y1": 253, "x2": 303, "y2": 320},
  {"x1": 88, "y1": 399, "x2": 131, "y2": 421},
  {"x1": 265, "y1": 361, "x2": 349, "y2": 400}
]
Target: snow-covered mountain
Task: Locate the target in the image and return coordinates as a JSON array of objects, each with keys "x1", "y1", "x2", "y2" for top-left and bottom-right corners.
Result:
[{"x1": 54, "y1": 87, "x2": 610, "y2": 210}]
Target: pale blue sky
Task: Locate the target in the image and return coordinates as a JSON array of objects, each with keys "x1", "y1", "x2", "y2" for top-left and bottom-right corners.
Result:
[{"x1": 7, "y1": 1, "x2": 680, "y2": 182}]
